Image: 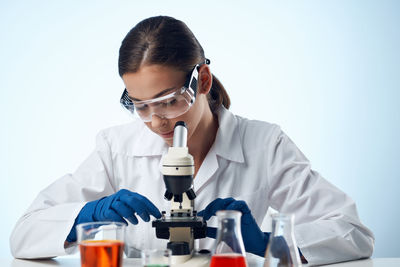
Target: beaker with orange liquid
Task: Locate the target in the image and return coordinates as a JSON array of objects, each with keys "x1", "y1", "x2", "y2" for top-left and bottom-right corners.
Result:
[{"x1": 76, "y1": 221, "x2": 125, "y2": 267}]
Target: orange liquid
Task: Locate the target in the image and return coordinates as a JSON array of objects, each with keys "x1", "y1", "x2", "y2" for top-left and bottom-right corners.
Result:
[
  {"x1": 210, "y1": 254, "x2": 247, "y2": 267},
  {"x1": 79, "y1": 240, "x2": 124, "y2": 267}
]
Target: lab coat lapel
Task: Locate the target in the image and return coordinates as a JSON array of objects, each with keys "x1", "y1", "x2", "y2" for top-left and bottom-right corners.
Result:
[
  {"x1": 214, "y1": 107, "x2": 244, "y2": 163},
  {"x1": 193, "y1": 144, "x2": 218, "y2": 194},
  {"x1": 193, "y1": 107, "x2": 244, "y2": 193}
]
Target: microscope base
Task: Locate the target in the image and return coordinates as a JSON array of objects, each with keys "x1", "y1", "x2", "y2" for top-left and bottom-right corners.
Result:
[{"x1": 172, "y1": 252, "x2": 210, "y2": 267}]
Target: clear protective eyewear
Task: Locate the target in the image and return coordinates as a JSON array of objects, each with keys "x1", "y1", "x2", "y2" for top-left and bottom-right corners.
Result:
[{"x1": 120, "y1": 59, "x2": 210, "y2": 122}]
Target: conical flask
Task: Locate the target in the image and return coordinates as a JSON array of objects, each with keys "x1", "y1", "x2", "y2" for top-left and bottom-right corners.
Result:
[
  {"x1": 210, "y1": 210, "x2": 248, "y2": 267},
  {"x1": 264, "y1": 214, "x2": 302, "y2": 267}
]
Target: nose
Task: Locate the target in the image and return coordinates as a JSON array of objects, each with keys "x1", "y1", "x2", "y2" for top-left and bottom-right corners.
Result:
[{"x1": 151, "y1": 114, "x2": 167, "y2": 128}]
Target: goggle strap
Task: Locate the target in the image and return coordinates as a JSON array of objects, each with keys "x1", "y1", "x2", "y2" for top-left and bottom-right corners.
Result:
[
  {"x1": 189, "y1": 59, "x2": 209, "y2": 96},
  {"x1": 120, "y1": 89, "x2": 134, "y2": 109},
  {"x1": 190, "y1": 66, "x2": 199, "y2": 97}
]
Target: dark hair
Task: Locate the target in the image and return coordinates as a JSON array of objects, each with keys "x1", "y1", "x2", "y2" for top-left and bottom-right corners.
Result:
[{"x1": 118, "y1": 16, "x2": 230, "y2": 112}]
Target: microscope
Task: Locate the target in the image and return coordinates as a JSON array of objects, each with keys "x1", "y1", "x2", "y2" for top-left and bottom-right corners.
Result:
[{"x1": 152, "y1": 121, "x2": 207, "y2": 264}]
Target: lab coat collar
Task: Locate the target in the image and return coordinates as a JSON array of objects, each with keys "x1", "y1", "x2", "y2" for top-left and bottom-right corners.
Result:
[
  {"x1": 214, "y1": 106, "x2": 245, "y2": 163},
  {"x1": 193, "y1": 106, "x2": 244, "y2": 193},
  {"x1": 130, "y1": 106, "x2": 244, "y2": 163}
]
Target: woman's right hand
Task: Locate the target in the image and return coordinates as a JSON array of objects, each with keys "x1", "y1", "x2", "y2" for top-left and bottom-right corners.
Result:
[{"x1": 66, "y1": 189, "x2": 161, "y2": 242}]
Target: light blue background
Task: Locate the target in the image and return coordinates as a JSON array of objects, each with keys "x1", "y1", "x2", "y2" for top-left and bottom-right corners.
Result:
[{"x1": 1, "y1": 0, "x2": 399, "y2": 259}]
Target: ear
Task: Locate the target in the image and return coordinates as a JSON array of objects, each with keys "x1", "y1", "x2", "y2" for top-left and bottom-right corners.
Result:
[{"x1": 197, "y1": 64, "x2": 212, "y2": 95}]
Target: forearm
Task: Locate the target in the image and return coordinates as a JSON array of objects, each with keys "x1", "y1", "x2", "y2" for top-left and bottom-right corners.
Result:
[
  {"x1": 295, "y1": 218, "x2": 374, "y2": 265},
  {"x1": 10, "y1": 203, "x2": 85, "y2": 259}
]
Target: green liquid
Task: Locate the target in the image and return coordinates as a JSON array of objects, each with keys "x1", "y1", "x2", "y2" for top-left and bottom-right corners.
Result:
[{"x1": 144, "y1": 265, "x2": 169, "y2": 267}]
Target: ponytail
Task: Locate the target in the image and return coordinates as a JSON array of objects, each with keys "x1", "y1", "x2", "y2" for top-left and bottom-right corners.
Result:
[{"x1": 208, "y1": 74, "x2": 231, "y2": 113}]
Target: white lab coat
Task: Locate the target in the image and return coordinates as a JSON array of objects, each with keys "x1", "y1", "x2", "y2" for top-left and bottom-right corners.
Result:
[{"x1": 10, "y1": 106, "x2": 374, "y2": 265}]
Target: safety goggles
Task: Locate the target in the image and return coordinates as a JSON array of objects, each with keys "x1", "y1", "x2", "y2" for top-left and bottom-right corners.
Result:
[{"x1": 120, "y1": 63, "x2": 202, "y2": 122}]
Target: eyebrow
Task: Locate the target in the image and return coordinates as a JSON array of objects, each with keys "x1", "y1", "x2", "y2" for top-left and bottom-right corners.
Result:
[{"x1": 129, "y1": 87, "x2": 177, "y2": 102}]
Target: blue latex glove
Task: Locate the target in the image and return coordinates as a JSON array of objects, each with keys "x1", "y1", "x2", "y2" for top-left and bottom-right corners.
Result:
[
  {"x1": 197, "y1": 198, "x2": 270, "y2": 257},
  {"x1": 66, "y1": 189, "x2": 161, "y2": 242}
]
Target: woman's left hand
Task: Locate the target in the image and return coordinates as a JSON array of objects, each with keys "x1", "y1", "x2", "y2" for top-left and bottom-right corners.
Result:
[{"x1": 198, "y1": 197, "x2": 270, "y2": 257}]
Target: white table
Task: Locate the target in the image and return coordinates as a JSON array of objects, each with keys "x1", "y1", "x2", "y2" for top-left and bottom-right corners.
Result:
[{"x1": 3, "y1": 258, "x2": 400, "y2": 267}]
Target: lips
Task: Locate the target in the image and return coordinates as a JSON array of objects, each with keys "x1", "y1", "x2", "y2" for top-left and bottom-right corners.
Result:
[{"x1": 159, "y1": 130, "x2": 174, "y2": 139}]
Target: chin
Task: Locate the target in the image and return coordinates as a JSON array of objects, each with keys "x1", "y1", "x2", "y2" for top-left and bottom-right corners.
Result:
[{"x1": 162, "y1": 136, "x2": 173, "y2": 145}]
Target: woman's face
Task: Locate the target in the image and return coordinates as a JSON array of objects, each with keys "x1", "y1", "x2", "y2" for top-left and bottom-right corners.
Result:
[{"x1": 122, "y1": 64, "x2": 207, "y2": 146}]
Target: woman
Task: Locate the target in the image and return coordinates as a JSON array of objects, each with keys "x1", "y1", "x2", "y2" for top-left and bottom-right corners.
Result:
[{"x1": 10, "y1": 16, "x2": 374, "y2": 265}]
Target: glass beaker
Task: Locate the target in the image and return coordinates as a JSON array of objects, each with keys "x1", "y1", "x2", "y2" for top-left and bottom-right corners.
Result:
[
  {"x1": 76, "y1": 221, "x2": 125, "y2": 267},
  {"x1": 264, "y1": 214, "x2": 302, "y2": 267},
  {"x1": 210, "y1": 210, "x2": 248, "y2": 267},
  {"x1": 141, "y1": 248, "x2": 171, "y2": 267}
]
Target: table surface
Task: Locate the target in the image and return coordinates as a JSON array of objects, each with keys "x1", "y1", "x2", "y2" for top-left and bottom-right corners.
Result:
[{"x1": 2, "y1": 257, "x2": 400, "y2": 267}]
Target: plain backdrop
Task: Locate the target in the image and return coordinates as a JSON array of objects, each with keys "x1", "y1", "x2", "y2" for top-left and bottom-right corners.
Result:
[{"x1": 1, "y1": 0, "x2": 399, "y2": 259}]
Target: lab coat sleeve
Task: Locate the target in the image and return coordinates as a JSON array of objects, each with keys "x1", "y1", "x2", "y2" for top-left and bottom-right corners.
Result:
[
  {"x1": 10, "y1": 131, "x2": 117, "y2": 259},
  {"x1": 266, "y1": 126, "x2": 374, "y2": 266}
]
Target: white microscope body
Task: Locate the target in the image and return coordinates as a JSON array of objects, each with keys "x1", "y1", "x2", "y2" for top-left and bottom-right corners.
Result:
[{"x1": 152, "y1": 121, "x2": 208, "y2": 265}]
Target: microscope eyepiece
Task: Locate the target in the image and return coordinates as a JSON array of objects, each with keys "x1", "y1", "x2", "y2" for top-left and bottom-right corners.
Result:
[
  {"x1": 174, "y1": 121, "x2": 187, "y2": 128},
  {"x1": 173, "y1": 121, "x2": 188, "y2": 147}
]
